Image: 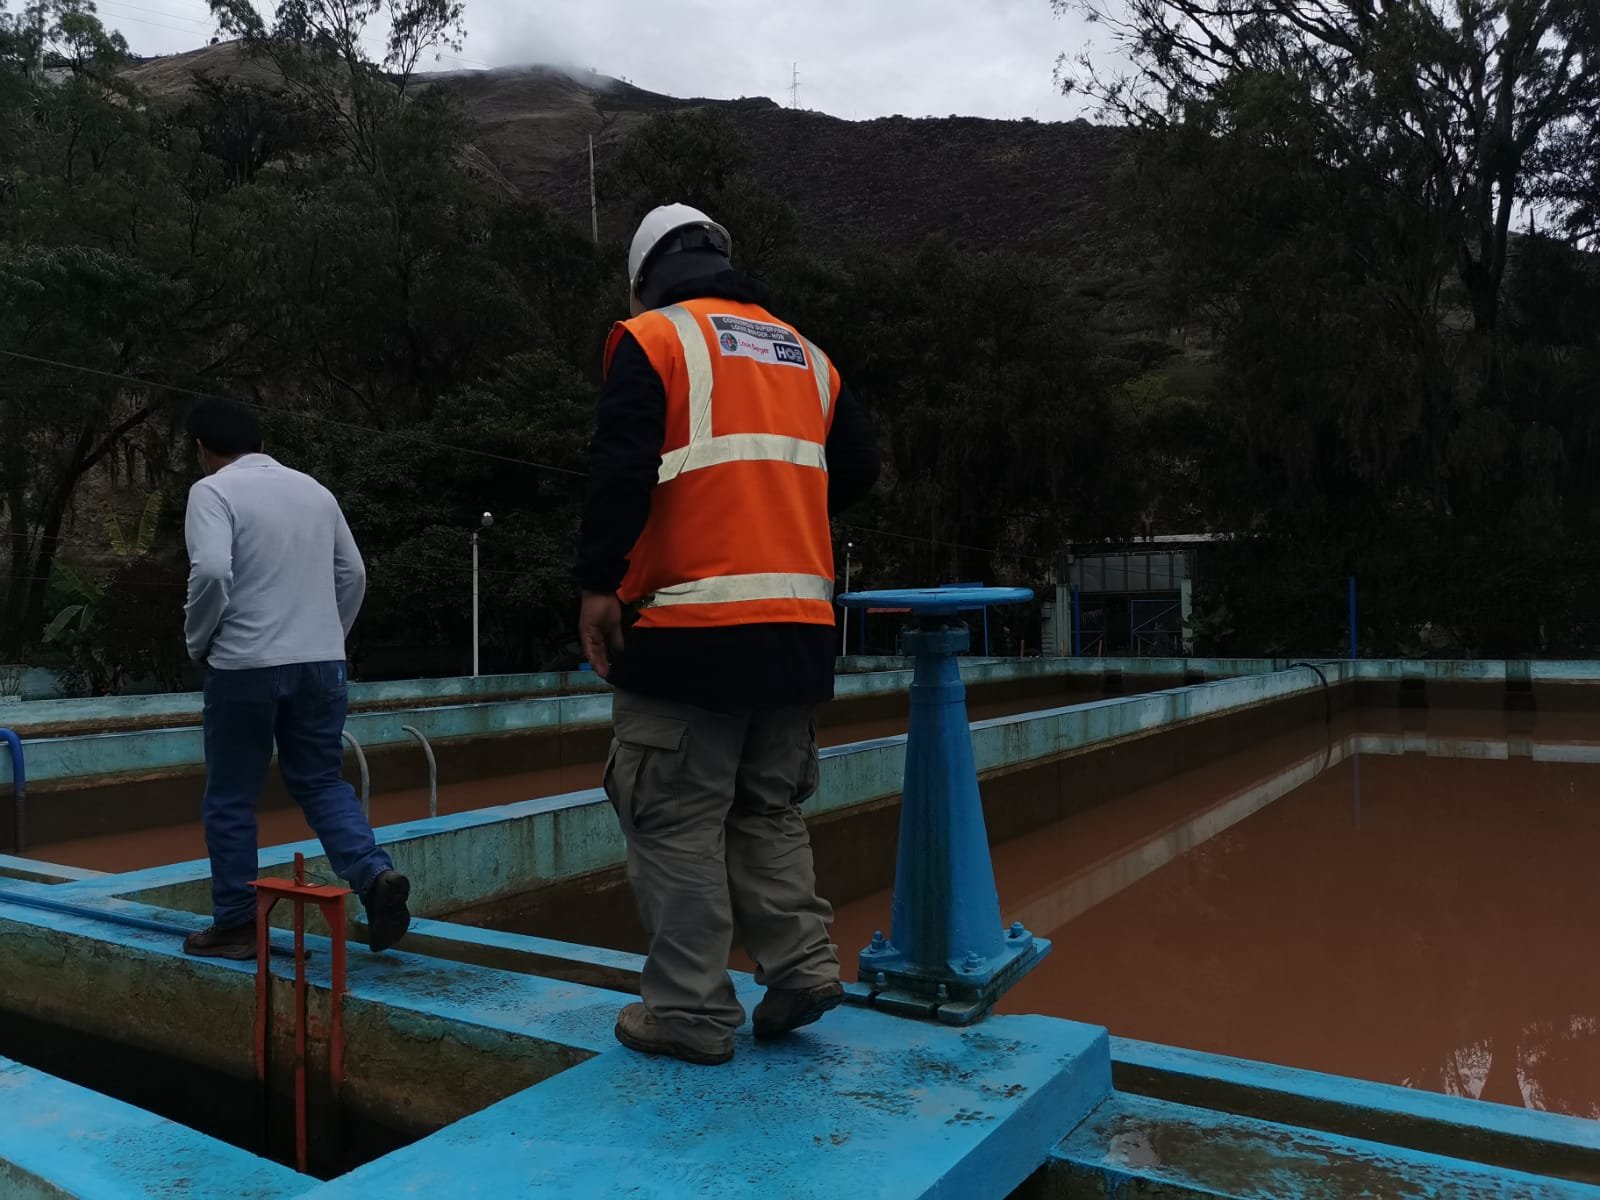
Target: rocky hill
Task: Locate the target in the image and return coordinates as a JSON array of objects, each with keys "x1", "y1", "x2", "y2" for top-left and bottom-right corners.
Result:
[{"x1": 121, "y1": 45, "x2": 1156, "y2": 327}]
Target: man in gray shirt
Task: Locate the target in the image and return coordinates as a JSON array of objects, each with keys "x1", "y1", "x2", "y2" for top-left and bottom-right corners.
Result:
[{"x1": 181, "y1": 398, "x2": 410, "y2": 958}]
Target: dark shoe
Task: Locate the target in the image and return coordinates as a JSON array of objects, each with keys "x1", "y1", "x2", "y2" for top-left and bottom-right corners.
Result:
[
  {"x1": 613, "y1": 1003, "x2": 733, "y2": 1066},
  {"x1": 362, "y1": 870, "x2": 411, "y2": 952},
  {"x1": 183, "y1": 922, "x2": 256, "y2": 960},
  {"x1": 753, "y1": 980, "x2": 844, "y2": 1040}
]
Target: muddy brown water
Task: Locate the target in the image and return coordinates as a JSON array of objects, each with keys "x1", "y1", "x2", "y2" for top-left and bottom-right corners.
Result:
[
  {"x1": 827, "y1": 707, "x2": 1600, "y2": 1120},
  {"x1": 456, "y1": 704, "x2": 1600, "y2": 1121}
]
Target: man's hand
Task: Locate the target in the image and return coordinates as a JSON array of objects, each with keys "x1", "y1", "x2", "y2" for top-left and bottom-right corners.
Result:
[{"x1": 579, "y1": 591, "x2": 624, "y2": 678}]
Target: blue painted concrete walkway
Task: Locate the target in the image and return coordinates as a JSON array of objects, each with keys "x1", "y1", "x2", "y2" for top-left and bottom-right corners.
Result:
[
  {"x1": 304, "y1": 1004, "x2": 1109, "y2": 1199},
  {"x1": 0, "y1": 1056, "x2": 311, "y2": 1199}
]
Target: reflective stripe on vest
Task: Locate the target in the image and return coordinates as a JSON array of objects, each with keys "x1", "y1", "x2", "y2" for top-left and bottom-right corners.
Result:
[
  {"x1": 655, "y1": 305, "x2": 832, "y2": 484},
  {"x1": 641, "y1": 571, "x2": 836, "y2": 610},
  {"x1": 659, "y1": 432, "x2": 828, "y2": 480},
  {"x1": 614, "y1": 298, "x2": 839, "y2": 629}
]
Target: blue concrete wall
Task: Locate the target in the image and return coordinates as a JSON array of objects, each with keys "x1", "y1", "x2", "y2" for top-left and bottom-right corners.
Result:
[
  {"x1": 72, "y1": 664, "x2": 1341, "y2": 923},
  {"x1": 0, "y1": 669, "x2": 608, "y2": 736},
  {"x1": 0, "y1": 1055, "x2": 312, "y2": 1199},
  {"x1": 7, "y1": 656, "x2": 1267, "y2": 788}
]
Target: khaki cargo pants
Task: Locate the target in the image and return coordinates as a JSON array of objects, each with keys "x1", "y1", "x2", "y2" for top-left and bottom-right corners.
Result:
[{"x1": 605, "y1": 689, "x2": 839, "y2": 1051}]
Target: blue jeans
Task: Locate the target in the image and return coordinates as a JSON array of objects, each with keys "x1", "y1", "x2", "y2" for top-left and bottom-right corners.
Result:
[{"x1": 202, "y1": 661, "x2": 393, "y2": 928}]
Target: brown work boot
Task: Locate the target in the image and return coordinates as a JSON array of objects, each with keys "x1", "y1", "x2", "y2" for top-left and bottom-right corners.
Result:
[
  {"x1": 362, "y1": 869, "x2": 411, "y2": 953},
  {"x1": 183, "y1": 922, "x2": 256, "y2": 960},
  {"x1": 613, "y1": 1003, "x2": 733, "y2": 1066},
  {"x1": 752, "y1": 980, "x2": 845, "y2": 1040}
]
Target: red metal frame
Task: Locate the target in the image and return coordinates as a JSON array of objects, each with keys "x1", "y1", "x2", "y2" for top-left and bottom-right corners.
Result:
[{"x1": 250, "y1": 852, "x2": 351, "y2": 1175}]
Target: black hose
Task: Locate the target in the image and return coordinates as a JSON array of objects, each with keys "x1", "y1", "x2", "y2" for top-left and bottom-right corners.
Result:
[{"x1": 1289, "y1": 661, "x2": 1334, "y2": 725}]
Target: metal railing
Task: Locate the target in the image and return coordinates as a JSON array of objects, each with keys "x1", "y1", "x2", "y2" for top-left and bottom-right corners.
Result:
[
  {"x1": 0, "y1": 729, "x2": 24, "y2": 853},
  {"x1": 400, "y1": 724, "x2": 438, "y2": 819},
  {"x1": 339, "y1": 729, "x2": 370, "y2": 819}
]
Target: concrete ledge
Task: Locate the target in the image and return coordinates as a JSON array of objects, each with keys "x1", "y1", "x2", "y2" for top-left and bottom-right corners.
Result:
[
  {"x1": 1111, "y1": 1038, "x2": 1600, "y2": 1186},
  {"x1": 302, "y1": 1010, "x2": 1112, "y2": 1200},
  {"x1": 0, "y1": 855, "x2": 105, "y2": 884},
  {"x1": 0, "y1": 1055, "x2": 312, "y2": 1199},
  {"x1": 1042, "y1": 1092, "x2": 1600, "y2": 1199},
  {"x1": 63, "y1": 664, "x2": 1340, "y2": 922},
  {"x1": 0, "y1": 893, "x2": 619, "y2": 1132},
  {"x1": 5, "y1": 656, "x2": 1270, "y2": 788},
  {"x1": 392, "y1": 917, "x2": 645, "y2": 992},
  {"x1": 39, "y1": 663, "x2": 1340, "y2": 926},
  {"x1": 0, "y1": 670, "x2": 611, "y2": 736}
]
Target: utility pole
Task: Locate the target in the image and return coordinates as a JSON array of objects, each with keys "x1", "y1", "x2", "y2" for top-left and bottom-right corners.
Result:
[
  {"x1": 472, "y1": 512, "x2": 493, "y2": 676},
  {"x1": 790, "y1": 62, "x2": 800, "y2": 110},
  {"x1": 840, "y1": 541, "x2": 853, "y2": 657},
  {"x1": 587, "y1": 134, "x2": 599, "y2": 245}
]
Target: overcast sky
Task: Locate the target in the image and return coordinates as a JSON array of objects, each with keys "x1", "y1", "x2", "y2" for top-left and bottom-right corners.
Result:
[{"x1": 94, "y1": 0, "x2": 1103, "y2": 121}]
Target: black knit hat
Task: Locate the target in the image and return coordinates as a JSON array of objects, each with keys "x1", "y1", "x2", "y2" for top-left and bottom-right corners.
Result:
[{"x1": 188, "y1": 399, "x2": 262, "y2": 456}]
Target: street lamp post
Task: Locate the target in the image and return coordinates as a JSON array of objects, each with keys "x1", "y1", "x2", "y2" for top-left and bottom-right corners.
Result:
[
  {"x1": 472, "y1": 511, "x2": 493, "y2": 677},
  {"x1": 840, "y1": 541, "x2": 854, "y2": 657}
]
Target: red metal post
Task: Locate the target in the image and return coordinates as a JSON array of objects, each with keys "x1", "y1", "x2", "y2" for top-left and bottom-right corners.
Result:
[
  {"x1": 254, "y1": 889, "x2": 272, "y2": 1080},
  {"x1": 328, "y1": 895, "x2": 346, "y2": 1084},
  {"x1": 293, "y1": 855, "x2": 308, "y2": 1174},
  {"x1": 248, "y1": 854, "x2": 352, "y2": 1177}
]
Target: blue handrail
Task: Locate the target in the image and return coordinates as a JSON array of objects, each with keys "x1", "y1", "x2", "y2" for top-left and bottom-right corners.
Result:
[{"x1": 0, "y1": 729, "x2": 23, "y2": 853}]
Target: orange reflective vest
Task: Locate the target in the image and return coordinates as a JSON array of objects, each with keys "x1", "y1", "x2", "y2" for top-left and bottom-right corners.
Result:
[{"x1": 604, "y1": 298, "x2": 840, "y2": 629}]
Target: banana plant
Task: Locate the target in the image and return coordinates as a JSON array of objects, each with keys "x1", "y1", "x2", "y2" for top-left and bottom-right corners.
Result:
[
  {"x1": 107, "y1": 491, "x2": 162, "y2": 559},
  {"x1": 44, "y1": 492, "x2": 163, "y2": 644}
]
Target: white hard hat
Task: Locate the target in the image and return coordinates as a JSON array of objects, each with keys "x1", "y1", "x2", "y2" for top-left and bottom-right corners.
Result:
[{"x1": 628, "y1": 204, "x2": 732, "y2": 293}]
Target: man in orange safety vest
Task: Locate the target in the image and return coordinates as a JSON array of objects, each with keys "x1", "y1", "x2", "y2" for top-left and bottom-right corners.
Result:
[{"x1": 577, "y1": 204, "x2": 878, "y2": 1065}]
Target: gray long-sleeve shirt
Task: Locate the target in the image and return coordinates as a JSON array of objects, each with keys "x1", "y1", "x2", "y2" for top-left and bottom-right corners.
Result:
[{"x1": 183, "y1": 454, "x2": 366, "y2": 670}]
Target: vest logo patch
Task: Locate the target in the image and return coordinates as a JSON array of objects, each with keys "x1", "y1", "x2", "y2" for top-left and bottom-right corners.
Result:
[{"x1": 709, "y1": 314, "x2": 809, "y2": 369}]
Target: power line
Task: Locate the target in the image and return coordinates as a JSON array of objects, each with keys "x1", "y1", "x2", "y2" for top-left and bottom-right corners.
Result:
[
  {"x1": 0, "y1": 349, "x2": 589, "y2": 479},
  {"x1": 94, "y1": 7, "x2": 217, "y2": 37},
  {"x1": 3, "y1": 352, "x2": 1054, "y2": 568},
  {"x1": 98, "y1": 0, "x2": 213, "y2": 30}
]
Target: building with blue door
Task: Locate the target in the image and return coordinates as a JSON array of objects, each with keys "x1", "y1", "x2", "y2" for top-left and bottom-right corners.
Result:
[{"x1": 1043, "y1": 535, "x2": 1229, "y2": 657}]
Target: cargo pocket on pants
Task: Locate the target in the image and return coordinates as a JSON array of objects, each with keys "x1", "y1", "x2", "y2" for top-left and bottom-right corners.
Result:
[
  {"x1": 793, "y1": 720, "x2": 820, "y2": 806},
  {"x1": 604, "y1": 713, "x2": 689, "y2": 836}
]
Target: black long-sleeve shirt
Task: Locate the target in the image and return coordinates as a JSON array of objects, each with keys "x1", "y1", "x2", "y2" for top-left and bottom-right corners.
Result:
[{"x1": 576, "y1": 270, "x2": 879, "y2": 709}]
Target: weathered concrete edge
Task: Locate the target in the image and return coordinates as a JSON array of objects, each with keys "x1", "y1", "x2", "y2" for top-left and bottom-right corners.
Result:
[
  {"x1": 0, "y1": 892, "x2": 630, "y2": 1063},
  {"x1": 0, "y1": 854, "x2": 104, "y2": 884},
  {"x1": 0, "y1": 669, "x2": 610, "y2": 732},
  {"x1": 3, "y1": 654, "x2": 1262, "y2": 736},
  {"x1": 7, "y1": 655, "x2": 1276, "y2": 786},
  {"x1": 300, "y1": 1012, "x2": 1113, "y2": 1200},
  {"x1": 64, "y1": 665, "x2": 1339, "y2": 918},
  {"x1": 0, "y1": 1054, "x2": 313, "y2": 1200},
  {"x1": 1047, "y1": 1091, "x2": 1600, "y2": 1199},
  {"x1": 1111, "y1": 1036, "x2": 1600, "y2": 1168}
]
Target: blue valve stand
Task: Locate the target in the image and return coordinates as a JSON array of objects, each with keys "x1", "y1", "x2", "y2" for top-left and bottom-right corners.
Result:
[{"x1": 837, "y1": 587, "x2": 1050, "y2": 1024}]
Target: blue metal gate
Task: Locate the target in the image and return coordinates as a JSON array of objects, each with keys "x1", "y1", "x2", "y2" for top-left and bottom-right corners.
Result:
[{"x1": 1131, "y1": 598, "x2": 1182, "y2": 656}]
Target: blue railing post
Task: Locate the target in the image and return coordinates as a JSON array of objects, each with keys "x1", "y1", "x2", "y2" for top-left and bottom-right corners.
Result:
[
  {"x1": 838, "y1": 587, "x2": 1049, "y2": 1024},
  {"x1": 0, "y1": 729, "x2": 25, "y2": 853},
  {"x1": 1348, "y1": 576, "x2": 1358, "y2": 659}
]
